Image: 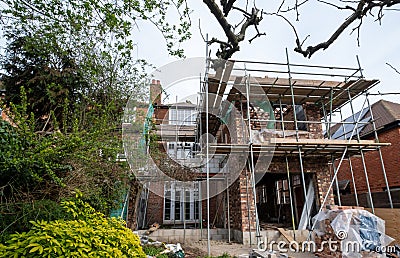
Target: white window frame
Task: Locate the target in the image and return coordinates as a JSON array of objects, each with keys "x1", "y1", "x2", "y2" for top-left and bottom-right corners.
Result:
[
  {"x1": 169, "y1": 108, "x2": 196, "y2": 125},
  {"x1": 163, "y1": 182, "x2": 200, "y2": 224}
]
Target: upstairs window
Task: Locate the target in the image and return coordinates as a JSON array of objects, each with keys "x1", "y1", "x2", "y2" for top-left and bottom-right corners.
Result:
[{"x1": 169, "y1": 108, "x2": 196, "y2": 125}]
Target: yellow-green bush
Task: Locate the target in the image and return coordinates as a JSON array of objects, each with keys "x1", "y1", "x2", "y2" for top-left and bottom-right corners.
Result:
[{"x1": 0, "y1": 195, "x2": 145, "y2": 257}]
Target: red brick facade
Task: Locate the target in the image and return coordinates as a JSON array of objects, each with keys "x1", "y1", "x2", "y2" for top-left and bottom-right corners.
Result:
[
  {"x1": 338, "y1": 127, "x2": 400, "y2": 193},
  {"x1": 140, "y1": 82, "x2": 335, "y2": 241}
]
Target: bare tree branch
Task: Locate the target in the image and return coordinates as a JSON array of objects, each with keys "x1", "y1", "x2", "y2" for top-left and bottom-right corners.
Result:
[
  {"x1": 220, "y1": 0, "x2": 237, "y2": 16},
  {"x1": 386, "y1": 62, "x2": 400, "y2": 75},
  {"x1": 293, "y1": 0, "x2": 400, "y2": 57},
  {"x1": 203, "y1": 0, "x2": 400, "y2": 59},
  {"x1": 203, "y1": 0, "x2": 263, "y2": 59},
  {"x1": 279, "y1": 0, "x2": 310, "y2": 13},
  {"x1": 318, "y1": 0, "x2": 356, "y2": 11}
]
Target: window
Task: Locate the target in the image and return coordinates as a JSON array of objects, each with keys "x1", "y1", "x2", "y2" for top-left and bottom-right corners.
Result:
[
  {"x1": 257, "y1": 185, "x2": 268, "y2": 204},
  {"x1": 165, "y1": 190, "x2": 171, "y2": 220},
  {"x1": 169, "y1": 108, "x2": 196, "y2": 125},
  {"x1": 167, "y1": 141, "x2": 195, "y2": 159},
  {"x1": 295, "y1": 105, "x2": 307, "y2": 131},
  {"x1": 276, "y1": 179, "x2": 290, "y2": 204},
  {"x1": 292, "y1": 175, "x2": 301, "y2": 186},
  {"x1": 163, "y1": 183, "x2": 200, "y2": 223}
]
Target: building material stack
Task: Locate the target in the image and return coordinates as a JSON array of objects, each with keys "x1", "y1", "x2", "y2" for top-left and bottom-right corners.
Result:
[{"x1": 313, "y1": 206, "x2": 394, "y2": 258}]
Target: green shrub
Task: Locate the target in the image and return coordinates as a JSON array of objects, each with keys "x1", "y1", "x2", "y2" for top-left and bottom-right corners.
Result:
[
  {"x1": 0, "y1": 196, "x2": 145, "y2": 257},
  {"x1": 0, "y1": 200, "x2": 72, "y2": 242},
  {"x1": 143, "y1": 245, "x2": 164, "y2": 256}
]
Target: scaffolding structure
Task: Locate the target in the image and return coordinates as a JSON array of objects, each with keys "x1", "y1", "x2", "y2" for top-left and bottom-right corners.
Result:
[
  {"x1": 194, "y1": 49, "x2": 393, "y2": 253},
  {"x1": 128, "y1": 48, "x2": 395, "y2": 256}
]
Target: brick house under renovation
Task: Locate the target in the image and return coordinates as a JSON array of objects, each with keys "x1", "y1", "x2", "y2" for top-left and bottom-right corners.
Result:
[
  {"x1": 126, "y1": 59, "x2": 389, "y2": 245},
  {"x1": 334, "y1": 99, "x2": 400, "y2": 208}
]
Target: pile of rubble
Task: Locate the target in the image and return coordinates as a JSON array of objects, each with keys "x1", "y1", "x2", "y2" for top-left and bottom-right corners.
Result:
[{"x1": 313, "y1": 206, "x2": 395, "y2": 258}]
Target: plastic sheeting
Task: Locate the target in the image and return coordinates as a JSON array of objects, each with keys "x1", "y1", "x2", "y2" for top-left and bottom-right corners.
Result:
[{"x1": 313, "y1": 208, "x2": 395, "y2": 258}]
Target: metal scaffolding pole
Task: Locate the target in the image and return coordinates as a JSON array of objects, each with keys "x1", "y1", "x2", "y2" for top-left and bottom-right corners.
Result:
[
  {"x1": 199, "y1": 181, "x2": 203, "y2": 236},
  {"x1": 280, "y1": 96, "x2": 296, "y2": 237},
  {"x1": 244, "y1": 72, "x2": 261, "y2": 246},
  {"x1": 321, "y1": 97, "x2": 341, "y2": 206},
  {"x1": 279, "y1": 98, "x2": 286, "y2": 138},
  {"x1": 245, "y1": 163, "x2": 252, "y2": 246},
  {"x1": 183, "y1": 187, "x2": 186, "y2": 244},
  {"x1": 205, "y1": 34, "x2": 211, "y2": 256},
  {"x1": 339, "y1": 109, "x2": 360, "y2": 207},
  {"x1": 286, "y1": 48, "x2": 311, "y2": 229},
  {"x1": 348, "y1": 157, "x2": 359, "y2": 206},
  {"x1": 239, "y1": 88, "x2": 253, "y2": 246},
  {"x1": 347, "y1": 90, "x2": 375, "y2": 213},
  {"x1": 226, "y1": 177, "x2": 231, "y2": 243},
  {"x1": 285, "y1": 155, "x2": 297, "y2": 240},
  {"x1": 197, "y1": 78, "x2": 203, "y2": 238},
  {"x1": 310, "y1": 95, "x2": 370, "y2": 237},
  {"x1": 331, "y1": 155, "x2": 342, "y2": 206},
  {"x1": 366, "y1": 95, "x2": 393, "y2": 208}
]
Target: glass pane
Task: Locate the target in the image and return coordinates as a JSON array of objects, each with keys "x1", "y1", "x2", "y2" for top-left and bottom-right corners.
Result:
[
  {"x1": 175, "y1": 191, "x2": 181, "y2": 220},
  {"x1": 194, "y1": 190, "x2": 200, "y2": 220},
  {"x1": 165, "y1": 191, "x2": 171, "y2": 220},
  {"x1": 185, "y1": 191, "x2": 190, "y2": 220}
]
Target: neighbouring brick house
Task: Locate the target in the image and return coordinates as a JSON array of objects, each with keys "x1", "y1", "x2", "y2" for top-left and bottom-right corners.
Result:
[
  {"x1": 130, "y1": 61, "x2": 387, "y2": 244},
  {"x1": 336, "y1": 99, "x2": 400, "y2": 208}
]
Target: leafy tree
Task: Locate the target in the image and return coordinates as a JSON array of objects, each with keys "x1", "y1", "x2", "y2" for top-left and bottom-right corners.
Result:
[
  {"x1": 0, "y1": 0, "x2": 191, "y2": 130},
  {"x1": 0, "y1": 86, "x2": 130, "y2": 211},
  {"x1": 0, "y1": 0, "x2": 192, "y2": 211}
]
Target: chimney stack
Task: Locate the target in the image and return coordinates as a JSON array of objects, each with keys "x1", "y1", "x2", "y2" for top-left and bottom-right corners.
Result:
[{"x1": 150, "y1": 79, "x2": 162, "y2": 105}]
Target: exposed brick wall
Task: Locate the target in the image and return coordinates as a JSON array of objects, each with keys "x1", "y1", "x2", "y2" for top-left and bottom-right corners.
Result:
[
  {"x1": 146, "y1": 192, "x2": 164, "y2": 225},
  {"x1": 154, "y1": 108, "x2": 168, "y2": 125},
  {"x1": 228, "y1": 177, "x2": 242, "y2": 231},
  {"x1": 227, "y1": 168, "x2": 257, "y2": 232},
  {"x1": 338, "y1": 127, "x2": 400, "y2": 194},
  {"x1": 304, "y1": 103, "x2": 323, "y2": 139},
  {"x1": 143, "y1": 102, "x2": 335, "y2": 237},
  {"x1": 268, "y1": 156, "x2": 334, "y2": 207},
  {"x1": 150, "y1": 80, "x2": 162, "y2": 106},
  {"x1": 283, "y1": 106, "x2": 295, "y2": 131},
  {"x1": 315, "y1": 164, "x2": 335, "y2": 207},
  {"x1": 201, "y1": 195, "x2": 219, "y2": 228}
]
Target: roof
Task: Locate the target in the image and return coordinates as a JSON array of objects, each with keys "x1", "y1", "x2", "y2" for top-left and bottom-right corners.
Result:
[
  {"x1": 205, "y1": 74, "x2": 378, "y2": 111},
  {"x1": 331, "y1": 99, "x2": 400, "y2": 139},
  {"x1": 359, "y1": 99, "x2": 400, "y2": 137}
]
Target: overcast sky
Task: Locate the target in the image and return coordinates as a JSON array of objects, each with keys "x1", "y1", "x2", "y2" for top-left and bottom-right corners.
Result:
[{"x1": 134, "y1": 0, "x2": 400, "y2": 115}]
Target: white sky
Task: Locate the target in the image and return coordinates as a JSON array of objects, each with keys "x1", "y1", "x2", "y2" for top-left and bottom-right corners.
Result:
[{"x1": 134, "y1": 0, "x2": 400, "y2": 117}]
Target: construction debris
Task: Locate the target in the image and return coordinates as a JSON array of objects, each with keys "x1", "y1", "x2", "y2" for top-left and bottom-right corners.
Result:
[
  {"x1": 145, "y1": 222, "x2": 160, "y2": 235},
  {"x1": 159, "y1": 243, "x2": 185, "y2": 257},
  {"x1": 313, "y1": 206, "x2": 394, "y2": 258},
  {"x1": 277, "y1": 228, "x2": 295, "y2": 243},
  {"x1": 250, "y1": 249, "x2": 278, "y2": 258}
]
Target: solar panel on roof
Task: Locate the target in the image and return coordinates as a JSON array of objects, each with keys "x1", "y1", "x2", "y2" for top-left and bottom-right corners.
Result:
[{"x1": 331, "y1": 107, "x2": 370, "y2": 140}]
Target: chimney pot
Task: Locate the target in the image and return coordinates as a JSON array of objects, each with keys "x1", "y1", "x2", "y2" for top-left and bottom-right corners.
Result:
[{"x1": 152, "y1": 79, "x2": 156, "y2": 84}]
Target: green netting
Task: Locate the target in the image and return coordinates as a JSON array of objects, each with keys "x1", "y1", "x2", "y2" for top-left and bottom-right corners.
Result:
[
  {"x1": 254, "y1": 100, "x2": 275, "y2": 129},
  {"x1": 110, "y1": 190, "x2": 129, "y2": 221}
]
